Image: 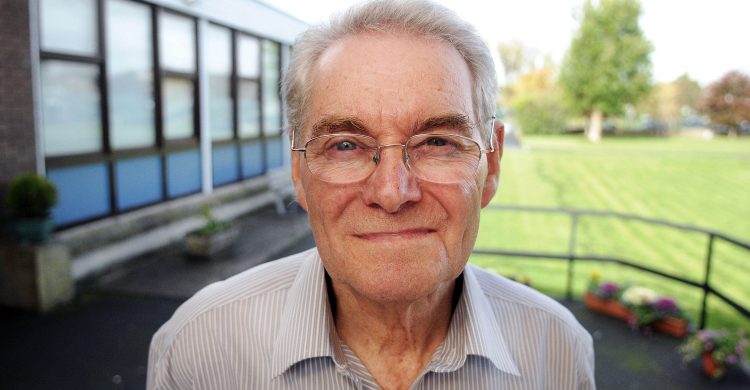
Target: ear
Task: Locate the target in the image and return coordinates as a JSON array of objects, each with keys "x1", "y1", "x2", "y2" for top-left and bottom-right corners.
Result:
[
  {"x1": 291, "y1": 152, "x2": 309, "y2": 211},
  {"x1": 480, "y1": 119, "x2": 504, "y2": 208}
]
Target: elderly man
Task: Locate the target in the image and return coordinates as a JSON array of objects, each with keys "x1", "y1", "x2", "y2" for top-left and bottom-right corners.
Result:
[{"x1": 148, "y1": 1, "x2": 595, "y2": 389}]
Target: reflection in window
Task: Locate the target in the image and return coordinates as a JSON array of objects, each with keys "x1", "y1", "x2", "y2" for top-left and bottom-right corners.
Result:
[
  {"x1": 237, "y1": 35, "x2": 260, "y2": 78},
  {"x1": 281, "y1": 44, "x2": 292, "y2": 72},
  {"x1": 106, "y1": 0, "x2": 155, "y2": 150},
  {"x1": 206, "y1": 25, "x2": 233, "y2": 141},
  {"x1": 239, "y1": 81, "x2": 260, "y2": 138},
  {"x1": 262, "y1": 40, "x2": 281, "y2": 136},
  {"x1": 40, "y1": 0, "x2": 98, "y2": 56},
  {"x1": 159, "y1": 12, "x2": 195, "y2": 73},
  {"x1": 163, "y1": 78, "x2": 194, "y2": 140},
  {"x1": 41, "y1": 61, "x2": 102, "y2": 157}
]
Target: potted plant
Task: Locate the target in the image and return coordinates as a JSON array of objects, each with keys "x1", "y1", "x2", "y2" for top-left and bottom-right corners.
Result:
[
  {"x1": 5, "y1": 173, "x2": 58, "y2": 244},
  {"x1": 679, "y1": 329, "x2": 749, "y2": 379},
  {"x1": 621, "y1": 286, "x2": 689, "y2": 338},
  {"x1": 184, "y1": 205, "x2": 239, "y2": 258},
  {"x1": 584, "y1": 271, "x2": 631, "y2": 320}
]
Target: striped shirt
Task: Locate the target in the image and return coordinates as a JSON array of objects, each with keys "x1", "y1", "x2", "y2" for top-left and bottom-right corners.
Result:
[{"x1": 147, "y1": 248, "x2": 595, "y2": 389}]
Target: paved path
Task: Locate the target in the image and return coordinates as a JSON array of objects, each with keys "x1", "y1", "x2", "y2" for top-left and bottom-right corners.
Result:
[{"x1": 1, "y1": 207, "x2": 748, "y2": 389}]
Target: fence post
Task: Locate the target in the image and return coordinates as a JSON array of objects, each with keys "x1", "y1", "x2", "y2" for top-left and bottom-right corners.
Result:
[
  {"x1": 566, "y1": 213, "x2": 579, "y2": 300},
  {"x1": 699, "y1": 234, "x2": 715, "y2": 330}
]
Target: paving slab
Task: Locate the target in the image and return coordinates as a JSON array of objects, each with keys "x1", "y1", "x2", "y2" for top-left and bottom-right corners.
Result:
[{"x1": 95, "y1": 206, "x2": 312, "y2": 299}]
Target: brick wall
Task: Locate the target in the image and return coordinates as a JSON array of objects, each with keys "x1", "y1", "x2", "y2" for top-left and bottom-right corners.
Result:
[{"x1": 0, "y1": 0, "x2": 37, "y2": 225}]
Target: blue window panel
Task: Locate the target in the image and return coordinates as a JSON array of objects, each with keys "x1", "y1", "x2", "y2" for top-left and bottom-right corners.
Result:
[
  {"x1": 265, "y1": 137, "x2": 284, "y2": 169},
  {"x1": 212, "y1": 145, "x2": 239, "y2": 186},
  {"x1": 115, "y1": 155, "x2": 163, "y2": 211},
  {"x1": 166, "y1": 149, "x2": 201, "y2": 198},
  {"x1": 48, "y1": 163, "x2": 110, "y2": 225},
  {"x1": 241, "y1": 141, "x2": 264, "y2": 178}
]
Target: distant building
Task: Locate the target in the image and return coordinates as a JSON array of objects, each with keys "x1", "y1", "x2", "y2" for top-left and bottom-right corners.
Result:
[{"x1": 0, "y1": 0, "x2": 306, "y2": 277}]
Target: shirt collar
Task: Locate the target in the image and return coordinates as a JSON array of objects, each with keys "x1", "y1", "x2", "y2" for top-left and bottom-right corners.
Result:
[
  {"x1": 271, "y1": 252, "x2": 520, "y2": 378},
  {"x1": 271, "y1": 250, "x2": 347, "y2": 378},
  {"x1": 429, "y1": 265, "x2": 521, "y2": 377}
]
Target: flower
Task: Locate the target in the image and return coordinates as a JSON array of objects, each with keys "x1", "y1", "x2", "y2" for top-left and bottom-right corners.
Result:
[
  {"x1": 621, "y1": 286, "x2": 658, "y2": 306},
  {"x1": 600, "y1": 282, "x2": 619, "y2": 296},
  {"x1": 587, "y1": 274, "x2": 623, "y2": 300},
  {"x1": 654, "y1": 297, "x2": 678, "y2": 312},
  {"x1": 680, "y1": 328, "x2": 749, "y2": 379},
  {"x1": 621, "y1": 287, "x2": 685, "y2": 328}
]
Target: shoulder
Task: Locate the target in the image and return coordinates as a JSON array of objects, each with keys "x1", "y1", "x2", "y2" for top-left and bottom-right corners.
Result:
[
  {"x1": 464, "y1": 264, "x2": 595, "y2": 385},
  {"x1": 466, "y1": 264, "x2": 590, "y2": 340},
  {"x1": 149, "y1": 248, "x2": 315, "y2": 352},
  {"x1": 147, "y1": 248, "x2": 320, "y2": 388}
]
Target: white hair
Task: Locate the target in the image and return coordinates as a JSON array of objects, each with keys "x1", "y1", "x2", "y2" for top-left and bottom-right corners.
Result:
[{"x1": 282, "y1": 0, "x2": 497, "y2": 144}]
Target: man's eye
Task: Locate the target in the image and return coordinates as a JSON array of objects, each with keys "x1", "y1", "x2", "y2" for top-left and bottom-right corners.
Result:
[
  {"x1": 425, "y1": 137, "x2": 449, "y2": 147},
  {"x1": 335, "y1": 141, "x2": 358, "y2": 151}
]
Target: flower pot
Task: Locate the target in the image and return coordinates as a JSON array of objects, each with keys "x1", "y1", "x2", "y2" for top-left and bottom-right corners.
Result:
[
  {"x1": 584, "y1": 292, "x2": 632, "y2": 320},
  {"x1": 184, "y1": 225, "x2": 240, "y2": 259},
  {"x1": 10, "y1": 216, "x2": 56, "y2": 244},
  {"x1": 702, "y1": 352, "x2": 721, "y2": 378},
  {"x1": 652, "y1": 316, "x2": 688, "y2": 338}
]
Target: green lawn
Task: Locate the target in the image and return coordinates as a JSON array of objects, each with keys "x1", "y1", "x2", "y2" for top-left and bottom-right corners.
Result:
[{"x1": 472, "y1": 135, "x2": 750, "y2": 329}]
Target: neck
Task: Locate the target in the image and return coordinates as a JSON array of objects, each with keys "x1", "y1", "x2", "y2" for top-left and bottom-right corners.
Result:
[{"x1": 327, "y1": 274, "x2": 462, "y2": 389}]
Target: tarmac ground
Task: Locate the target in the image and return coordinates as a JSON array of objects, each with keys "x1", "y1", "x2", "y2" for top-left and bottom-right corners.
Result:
[{"x1": 1, "y1": 206, "x2": 748, "y2": 389}]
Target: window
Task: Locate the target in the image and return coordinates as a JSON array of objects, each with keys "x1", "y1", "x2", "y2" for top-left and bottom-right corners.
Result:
[
  {"x1": 162, "y1": 78, "x2": 194, "y2": 139},
  {"x1": 238, "y1": 35, "x2": 260, "y2": 78},
  {"x1": 159, "y1": 12, "x2": 196, "y2": 73},
  {"x1": 41, "y1": 61, "x2": 102, "y2": 156},
  {"x1": 106, "y1": 0, "x2": 155, "y2": 150},
  {"x1": 238, "y1": 34, "x2": 261, "y2": 138},
  {"x1": 262, "y1": 40, "x2": 282, "y2": 136},
  {"x1": 159, "y1": 11, "x2": 197, "y2": 141},
  {"x1": 38, "y1": 0, "x2": 288, "y2": 226},
  {"x1": 206, "y1": 24, "x2": 233, "y2": 141},
  {"x1": 40, "y1": 0, "x2": 98, "y2": 56}
]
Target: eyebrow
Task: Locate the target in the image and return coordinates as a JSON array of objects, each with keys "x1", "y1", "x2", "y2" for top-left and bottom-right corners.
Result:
[
  {"x1": 415, "y1": 113, "x2": 474, "y2": 135},
  {"x1": 309, "y1": 116, "x2": 369, "y2": 137},
  {"x1": 308, "y1": 113, "x2": 475, "y2": 138}
]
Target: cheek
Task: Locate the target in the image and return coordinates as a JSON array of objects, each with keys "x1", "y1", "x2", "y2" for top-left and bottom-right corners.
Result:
[
  {"x1": 304, "y1": 178, "x2": 360, "y2": 230},
  {"x1": 444, "y1": 177, "x2": 484, "y2": 249}
]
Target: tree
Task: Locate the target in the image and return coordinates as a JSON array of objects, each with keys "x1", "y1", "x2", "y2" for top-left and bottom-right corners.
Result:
[
  {"x1": 497, "y1": 40, "x2": 536, "y2": 86},
  {"x1": 699, "y1": 70, "x2": 750, "y2": 137},
  {"x1": 673, "y1": 74, "x2": 702, "y2": 115},
  {"x1": 559, "y1": 0, "x2": 652, "y2": 142},
  {"x1": 506, "y1": 60, "x2": 568, "y2": 135},
  {"x1": 639, "y1": 74, "x2": 702, "y2": 129}
]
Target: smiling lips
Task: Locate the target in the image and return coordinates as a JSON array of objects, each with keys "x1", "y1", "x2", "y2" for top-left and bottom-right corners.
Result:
[{"x1": 353, "y1": 228, "x2": 436, "y2": 240}]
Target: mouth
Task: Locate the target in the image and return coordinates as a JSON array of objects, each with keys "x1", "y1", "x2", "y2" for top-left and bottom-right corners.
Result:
[{"x1": 353, "y1": 228, "x2": 436, "y2": 241}]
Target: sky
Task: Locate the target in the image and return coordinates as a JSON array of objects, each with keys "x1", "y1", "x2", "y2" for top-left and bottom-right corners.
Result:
[{"x1": 261, "y1": 0, "x2": 750, "y2": 87}]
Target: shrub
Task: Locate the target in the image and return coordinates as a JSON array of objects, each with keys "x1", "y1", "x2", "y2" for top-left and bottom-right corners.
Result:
[{"x1": 6, "y1": 173, "x2": 58, "y2": 218}]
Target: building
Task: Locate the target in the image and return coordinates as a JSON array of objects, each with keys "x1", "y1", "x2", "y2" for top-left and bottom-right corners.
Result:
[{"x1": 0, "y1": 0, "x2": 307, "y2": 280}]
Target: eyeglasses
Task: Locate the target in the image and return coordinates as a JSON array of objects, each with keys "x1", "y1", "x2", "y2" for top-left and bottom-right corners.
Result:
[{"x1": 291, "y1": 129, "x2": 494, "y2": 184}]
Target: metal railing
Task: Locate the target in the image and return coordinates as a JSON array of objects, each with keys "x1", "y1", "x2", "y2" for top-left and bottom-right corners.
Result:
[{"x1": 473, "y1": 204, "x2": 750, "y2": 329}]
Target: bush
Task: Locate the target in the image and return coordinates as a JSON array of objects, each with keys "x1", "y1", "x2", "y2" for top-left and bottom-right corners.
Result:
[
  {"x1": 6, "y1": 173, "x2": 58, "y2": 218},
  {"x1": 510, "y1": 92, "x2": 568, "y2": 135}
]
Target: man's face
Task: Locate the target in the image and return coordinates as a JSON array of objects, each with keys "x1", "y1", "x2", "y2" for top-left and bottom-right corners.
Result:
[{"x1": 292, "y1": 32, "x2": 500, "y2": 303}]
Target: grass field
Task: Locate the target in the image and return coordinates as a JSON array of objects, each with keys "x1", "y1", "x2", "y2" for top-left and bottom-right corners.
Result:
[{"x1": 471, "y1": 135, "x2": 750, "y2": 330}]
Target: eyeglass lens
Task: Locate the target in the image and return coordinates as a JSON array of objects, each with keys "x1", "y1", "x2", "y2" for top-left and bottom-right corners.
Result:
[{"x1": 303, "y1": 133, "x2": 483, "y2": 184}]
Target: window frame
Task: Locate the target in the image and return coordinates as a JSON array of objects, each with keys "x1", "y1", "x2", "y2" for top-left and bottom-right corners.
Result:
[{"x1": 39, "y1": 0, "x2": 288, "y2": 227}]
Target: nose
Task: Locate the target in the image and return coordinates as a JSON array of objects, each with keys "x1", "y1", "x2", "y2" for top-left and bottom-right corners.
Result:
[{"x1": 362, "y1": 146, "x2": 421, "y2": 213}]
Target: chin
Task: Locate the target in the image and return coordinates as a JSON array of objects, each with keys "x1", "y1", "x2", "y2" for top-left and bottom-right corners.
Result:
[
  {"x1": 358, "y1": 279, "x2": 441, "y2": 303},
  {"x1": 353, "y1": 260, "x2": 456, "y2": 303}
]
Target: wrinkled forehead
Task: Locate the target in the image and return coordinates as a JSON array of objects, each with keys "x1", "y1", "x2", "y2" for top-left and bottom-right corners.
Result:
[{"x1": 302, "y1": 31, "x2": 477, "y2": 139}]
